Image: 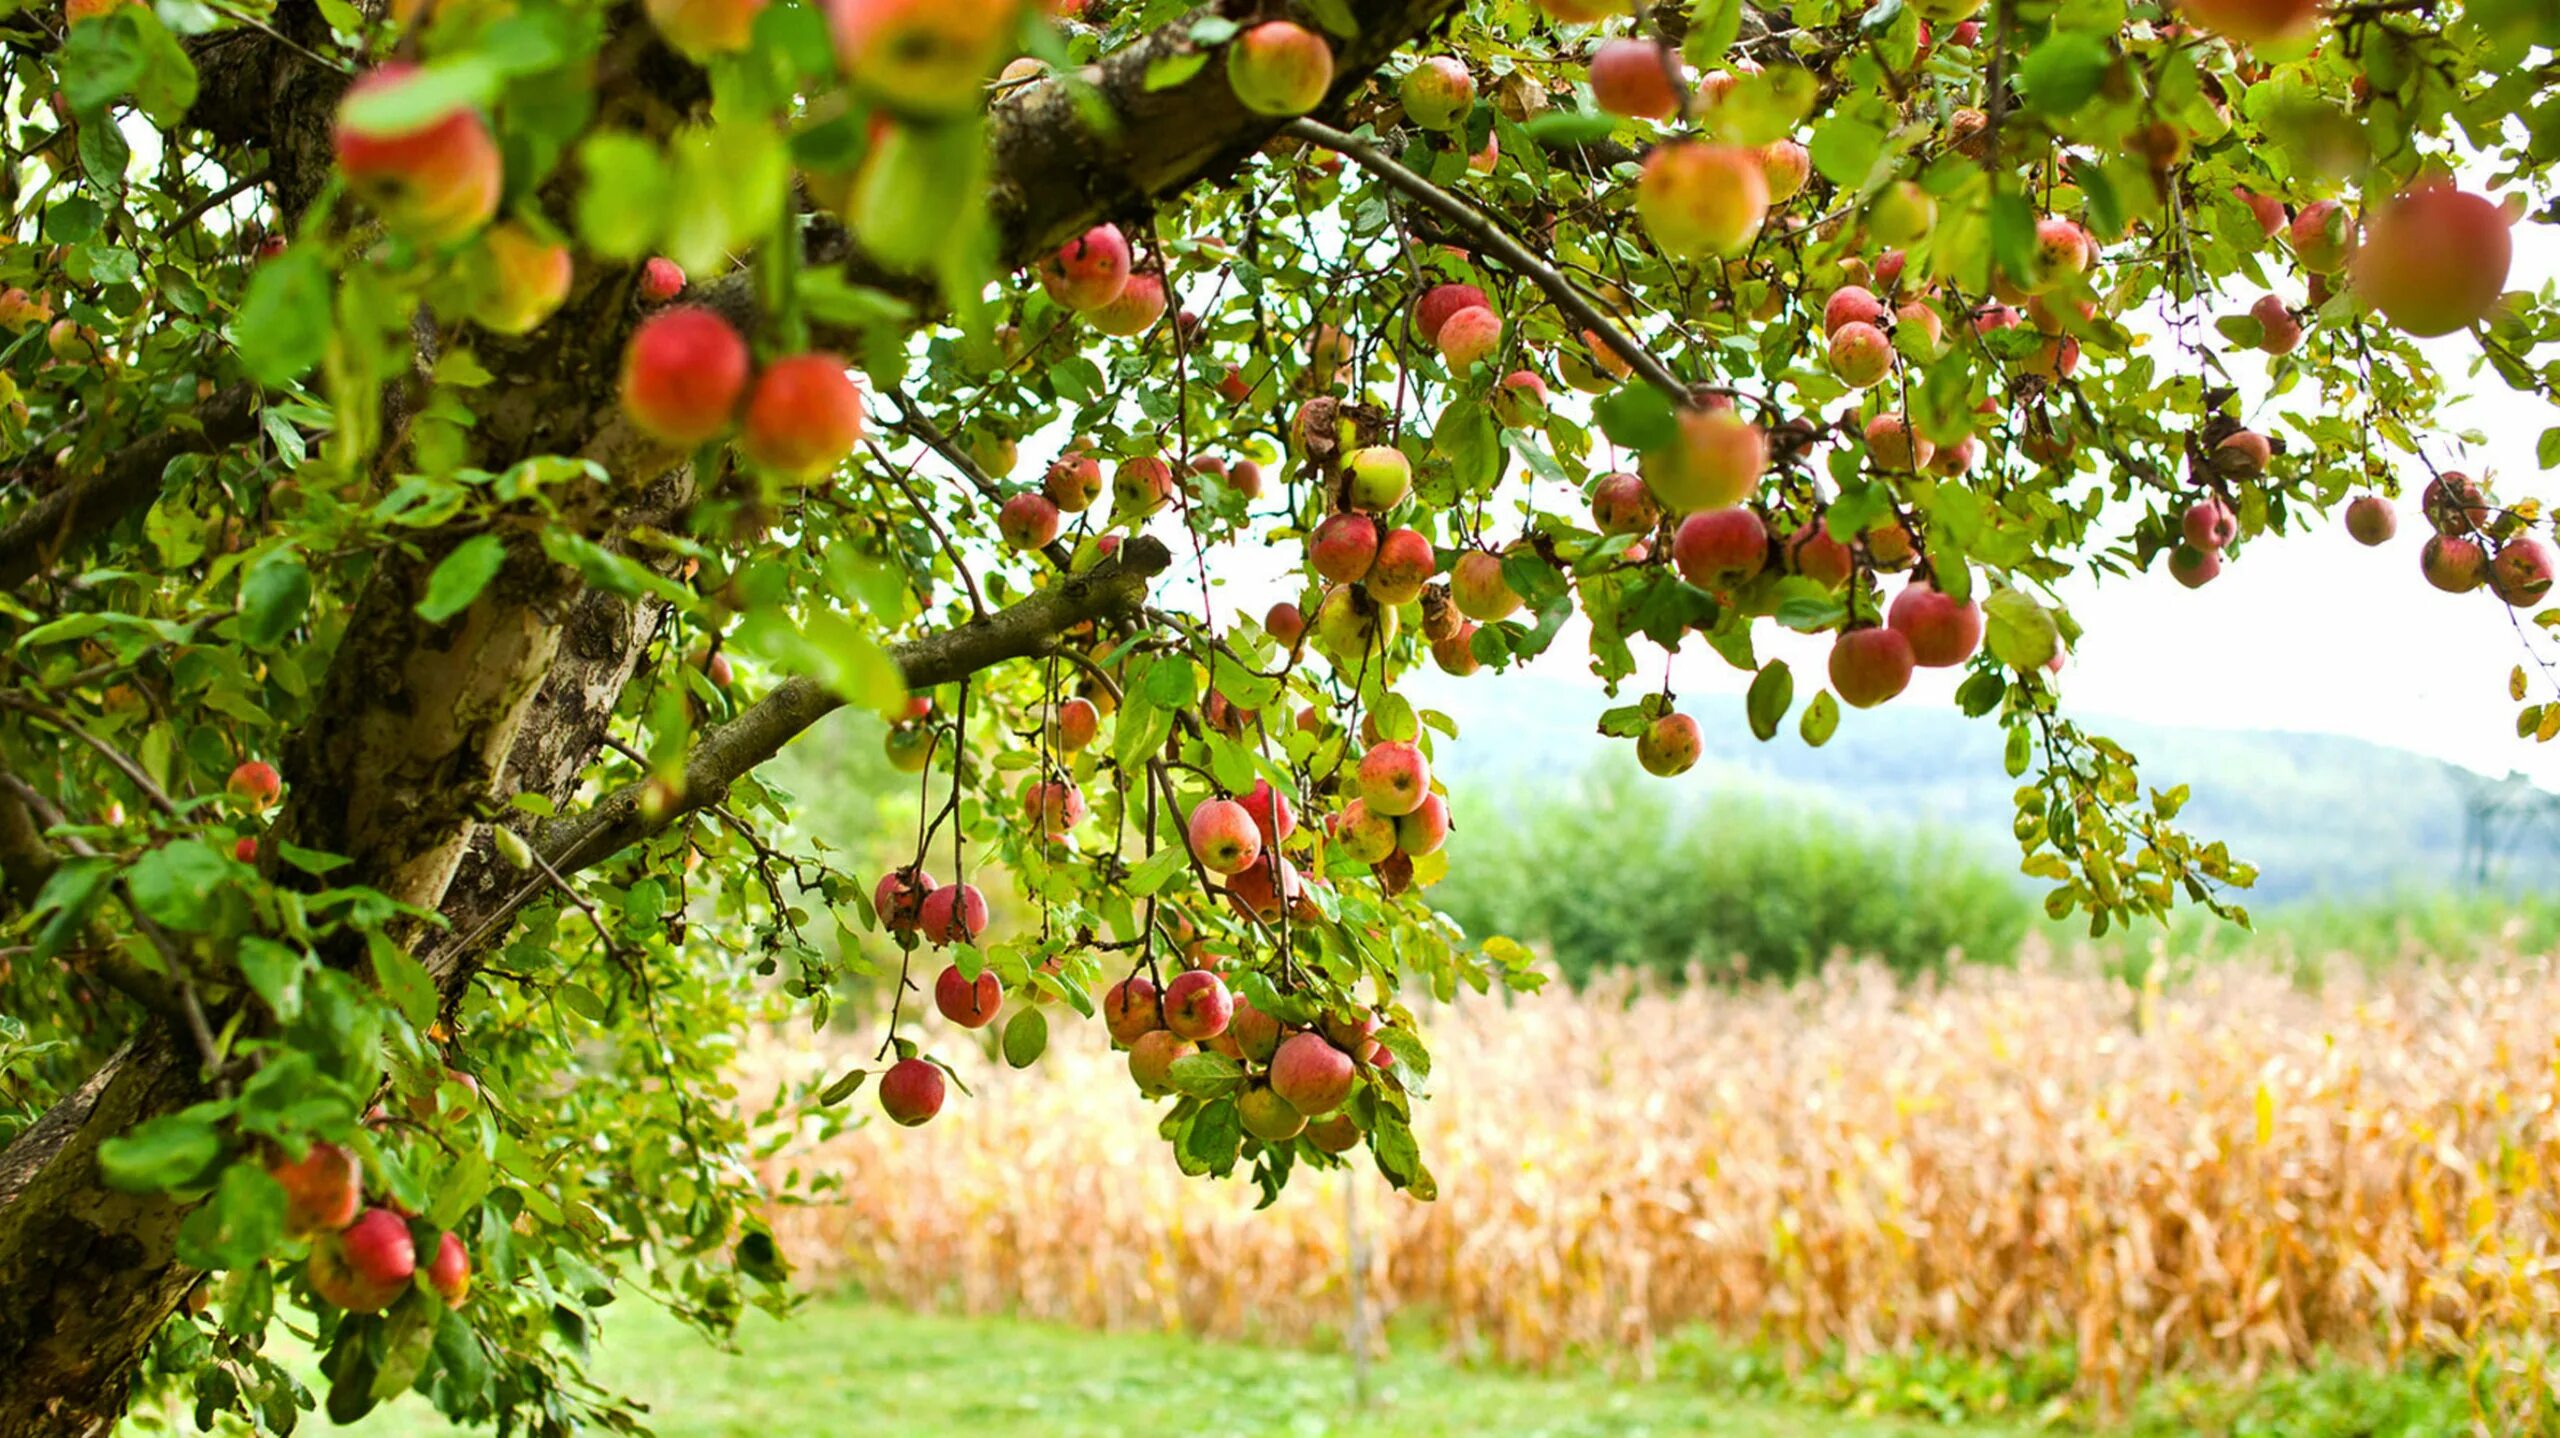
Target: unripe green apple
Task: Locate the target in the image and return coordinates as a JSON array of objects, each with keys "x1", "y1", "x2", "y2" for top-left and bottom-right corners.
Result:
[
  {"x1": 1345, "y1": 446, "x2": 1413, "y2": 512},
  {"x1": 1399, "y1": 57, "x2": 1475, "y2": 130},
  {"x1": 1312, "y1": 585, "x2": 1397, "y2": 664},
  {"x1": 1448, "y1": 549, "x2": 1521, "y2": 622},
  {"x1": 1636, "y1": 713, "x2": 1700, "y2": 776},
  {"x1": 468, "y1": 222, "x2": 573, "y2": 336}
]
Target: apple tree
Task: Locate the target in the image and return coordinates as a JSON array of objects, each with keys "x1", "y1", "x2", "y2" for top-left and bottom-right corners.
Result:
[{"x1": 1, "y1": 0, "x2": 2556, "y2": 1428}]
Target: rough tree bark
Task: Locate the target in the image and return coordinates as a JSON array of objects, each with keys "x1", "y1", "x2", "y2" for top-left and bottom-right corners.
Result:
[{"x1": 0, "y1": 0, "x2": 1460, "y2": 1424}]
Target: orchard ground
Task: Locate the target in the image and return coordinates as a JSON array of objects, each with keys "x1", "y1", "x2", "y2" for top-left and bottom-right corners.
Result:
[{"x1": 165, "y1": 1299, "x2": 2031, "y2": 1438}]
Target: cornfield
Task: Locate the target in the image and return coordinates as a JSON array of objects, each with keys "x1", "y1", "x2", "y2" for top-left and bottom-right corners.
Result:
[{"x1": 746, "y1": 940, "x2": 2560, "y2": 1421}]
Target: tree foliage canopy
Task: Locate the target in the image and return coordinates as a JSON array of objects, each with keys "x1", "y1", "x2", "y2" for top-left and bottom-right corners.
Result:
[{"x1": 2, "y1": 0, "x2": 2557, "y2": 1428}]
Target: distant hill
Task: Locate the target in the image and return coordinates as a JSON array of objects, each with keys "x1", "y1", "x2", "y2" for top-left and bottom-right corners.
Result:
[{"x1": 1408, "y1": 671, "x2": 2558, "y2": 905}]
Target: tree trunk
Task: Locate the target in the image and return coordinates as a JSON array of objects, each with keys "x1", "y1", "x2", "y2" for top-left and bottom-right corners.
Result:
[{"x1": 0, "y1": 0, "x2": 1459, "y2": 1416}]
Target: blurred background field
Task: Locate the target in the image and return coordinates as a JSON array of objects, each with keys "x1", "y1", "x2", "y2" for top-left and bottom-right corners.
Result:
[
  {"x1": 714, "y1": 695, "x2": 2560, "y2": 1435},
  {"x1": 748, "y1": 940, "x2": 2558, "y2": 1432}
]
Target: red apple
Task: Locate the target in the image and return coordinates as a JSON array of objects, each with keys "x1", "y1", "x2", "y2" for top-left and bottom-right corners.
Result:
[
  {"x1": 270, "y1": 1141, "x2": 362, "y2": 1237},
  {"x1": 1038, "y1": 224, "x2": 1134, "y2": 313},
  {"x1": 620, "y1": 307, "x2": 749, "y2": 445},
  {"x1": 1886, "y1": 580, "x2": 1982, "y2": 667},
  {"x1": 1270, "y1": 1032, "x2": 1355, "y2": 1115},
  {"x1": 332, "y1": 65, "x2": 502, "y2": 242},
  {"x1": 1829, "y1": 627, "x2": 1914, "y2": 708},
  {"x1": 1227, "y1": 21, "x2": 1334, "y2": 117},
  {"x1": 1672, "y1": 508, "x2": 1768, "y2": 590},
  {"x1": 741, "y1": 353, "x2": 864, "y2": 480},
  {"x1": 879, "y1": 1057, "x2": 945, "y2": 1125}
]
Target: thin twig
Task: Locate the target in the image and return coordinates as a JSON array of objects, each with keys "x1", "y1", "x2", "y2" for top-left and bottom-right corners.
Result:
[{"x1": 1285, "y1": 119, "x2": 1697, "y2": 407}]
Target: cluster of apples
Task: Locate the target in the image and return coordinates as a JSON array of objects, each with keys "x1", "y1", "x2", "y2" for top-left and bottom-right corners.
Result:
[
  {"x1": 2414, "y1": 472, "x2": 2554, "y2": 607},
  {"x1": 269, "y1": 1140, "x2": 470, "y2": 1314},
  {"x1": 1103, "y1": 959, "x2": 1380, "y2": 1150},
  {"x1": 616, "y1": 307, "x2": 865, "y2": 479}
]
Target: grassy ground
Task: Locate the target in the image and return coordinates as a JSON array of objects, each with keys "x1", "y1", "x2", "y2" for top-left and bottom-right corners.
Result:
[{"x1": 345, "y1": 1297, "x2": 2025, "y2": 1438}]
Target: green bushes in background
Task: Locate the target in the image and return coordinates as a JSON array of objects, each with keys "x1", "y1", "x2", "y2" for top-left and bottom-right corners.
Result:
[{"x1": 1430, "y1": 768, "x2": 2031, "y2": 984}]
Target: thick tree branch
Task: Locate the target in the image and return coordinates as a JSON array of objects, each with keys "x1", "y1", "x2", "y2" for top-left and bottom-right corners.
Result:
[
  {"x1": 929, "y1": 0, "x2": 1463, "y2": 274},
  {"x1": 0, "y1": 384, "x2": 262, "y2": 592},
  {"x1": 427, "y1": 535, "x2": 1172, "y2": 983}
]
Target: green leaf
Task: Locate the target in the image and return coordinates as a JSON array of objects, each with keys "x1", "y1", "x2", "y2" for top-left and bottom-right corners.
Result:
[
  {"x1": 1179, "y1": 1098, "x2": 1243, "y2": 1174},
  {"x1": 234, "y1": 247, "x2": 331, "y2": 388},
  {"x1": 237, "y1": 550, "x2": 311, "y2": 650},
  {"x1": 1808, "y1": 114, "x2": 1886, "y2": 186},
  {"x1": 1984, "y1": 588, "x2": 2061, "y2": 670},
  {"x1": 31, "y1": 857, "x2": 114, "y2": 962},
  {"x1": 176, "y1": 1162, "x2": 287, "y2": 1270},
  {"x1": 127, "y1": 841, "x2": 232, "y2": 933},
  {"x1": 59, "y1": 15, "x2": 146, "y2": 114},
  {"x1": 99, "y1": 1104, "x2": 228, "y2": 1192},
  {"x1": 1123, "y1": 845, "x2": 1189, "y2": 898},
  {"x1": 1168, "y1": 1050, "x2": 1243, "y2": 1097},
  {"x1": 370, "y1": 933, "x2": 438, "y2": 1030},
  {"x1": 573, "y1": 131, "x2": 669, "y2": 260},
  {"x1": 1370, "y1": 692, "x2": 1419, "y2": 743},
  {"x1": 2018, "y1": 31, "x2": 2114, "y2": 117},
  {"x1": 1799, "y1": 690, "x2": 1840, "y2": 747},
  {"x1": 818, "y1": 1068, "x2": 868, "y2": 1105},
  {"x1": 1433, "y1": 399, "x2": 1500, "y2": 491},
  {"x1": 1522, "y1": 111, "x2": 1616, "y2": 145},
  {"x1": 416, "y1": 535, "x2": 507, "y2": 624},
  {"x1": 1955, "y1": 669, "x2": 2006, "y2": 719},
  {"x1": 853, "y1": 117, "x2": 986, "y2": 275},
  {"x1": 1144, "y1": 51, "x2": 1209, "y2": 90},
  {"x1": 1686, "y1": 0, "x2": 1743, "y2": 65},
  {"x1": 1001, "y1": 1005, "x2": 1048, "y2": 1069},
  {"x1": 338, "y1": 61, "x2": 499, "y2": 137},
  {"x1": 372, "y1": 1288, "x2": 443, "y2": 1401},
  {"x1": 1114, "y1": 689, "x2": 1175, "y2": 771},
  {"x1": 237, "y1": 937, "x2": 309, "y2": 1022},
  {"x1": 1370, "y1": 1114, "x2": 1434, "y2": 1198},
  {"x1": 1369, "y1": 1025, "x2": 1430, "y2": 1078},
  {"x1": 1593, "y1": 384, "x2": 1676, "y2": 453},
  {"x1": 1746, "y1": 661, "x2": 1793, "y2": 741}
]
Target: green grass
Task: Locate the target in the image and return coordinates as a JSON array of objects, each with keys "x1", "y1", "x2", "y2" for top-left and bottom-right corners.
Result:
[{"x1": 341, "y1": 1296, "x2": 2025, "y2": 1438}]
